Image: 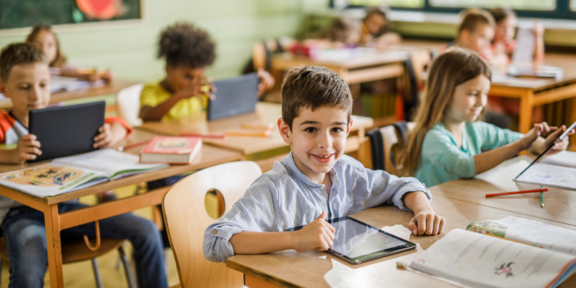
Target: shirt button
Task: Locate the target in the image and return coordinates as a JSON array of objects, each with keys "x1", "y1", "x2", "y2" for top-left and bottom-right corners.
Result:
[{"x1": 212, "y1": 230, "x2": 217, "y2": 235}]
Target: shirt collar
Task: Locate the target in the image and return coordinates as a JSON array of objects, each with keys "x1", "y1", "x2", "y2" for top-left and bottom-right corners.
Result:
[{"x1": 284, "y1": 152, "x2": 337, "y2": 189}]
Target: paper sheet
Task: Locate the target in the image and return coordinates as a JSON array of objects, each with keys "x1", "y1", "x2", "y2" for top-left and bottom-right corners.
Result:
[
  {"x1": 324, "y1": 259, "x2": 371, "y2": 288},
  {"x1": 381, "y1": 224, "x2": 411, "y2": 241},
  {"x1": 515, "y1": 163, "x2": 576, "y2": 190},
  {"x1": 541, "y1": 151, "x2": 576, "y2": 168}
]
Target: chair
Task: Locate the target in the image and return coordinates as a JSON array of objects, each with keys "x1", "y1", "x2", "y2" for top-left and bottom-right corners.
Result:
[
  {"x1": 358, "y1": 121, "x2": 415, "y2": 175},
  {"x1": 116, "y1": 83, "x2": 145, "y2": 127},
  {"x1": 0, "y1": 237, "x2": 135, "y2": 288},
  {"x1": 400, "y1": 50, "x2": 432, "y2": 121},
  {"x1": 163, "y1": 161, "x2": 262, "y2": 288}
]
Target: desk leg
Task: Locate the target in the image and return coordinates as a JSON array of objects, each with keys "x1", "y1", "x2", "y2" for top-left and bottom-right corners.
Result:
[
  {"x1": 45, "y1": 204, "x2": 64, "y2": 288},
  {"x1": 519, "y1": 90, "x2": 534, "y2": 133}
]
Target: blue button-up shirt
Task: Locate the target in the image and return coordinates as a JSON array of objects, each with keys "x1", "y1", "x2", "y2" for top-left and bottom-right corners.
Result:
[{"x1": 203, "y1": 152, "x2": 431, "y2": 262}]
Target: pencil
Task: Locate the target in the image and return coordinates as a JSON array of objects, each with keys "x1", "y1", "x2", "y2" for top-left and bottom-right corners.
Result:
[
  {"x1": 179, "y1": 133, "x2": 226, "y2": 139},
  {"x1": 485, "y1": 188, "x2": 550, "y2": 198},
  {"x1": 117, "y1": 139, "x2": 151, "y2": 152},
  {"x1": 540, "y1": 185, "x2": 545, "y2": 209}
]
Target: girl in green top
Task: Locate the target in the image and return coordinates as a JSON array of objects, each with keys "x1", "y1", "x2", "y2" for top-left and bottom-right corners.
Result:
[{"x1": 400, "y1": 48, "x2": 573, "y2": 187}]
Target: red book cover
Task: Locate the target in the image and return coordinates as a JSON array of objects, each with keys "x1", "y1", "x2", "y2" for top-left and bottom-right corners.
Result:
[{"x1": 140, "y1": 136, "x2": 202, "y2": 164}]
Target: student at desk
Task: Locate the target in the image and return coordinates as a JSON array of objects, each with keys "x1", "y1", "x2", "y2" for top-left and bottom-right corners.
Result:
[
  {"x1": 399, "y1": 48, "x2": 572, "y2": 188},
  {"x1": 203, "y1": 65, "x2": 445, "y2": 263},
  {"x1": 26, "y1": 24, "x2": 112, "y2": 83},
  {"x1": 139, "y1": 21, "x2": 274, "y2": 122},
  {"x1": 358, "y1": 7, "x2": 401, "y2": 48},
  {"x1": 0, "y1": 43, "x2": 167, "y2": 288}
]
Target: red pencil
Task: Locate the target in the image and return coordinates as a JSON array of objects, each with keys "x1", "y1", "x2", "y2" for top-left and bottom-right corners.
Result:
[
  {"x1": 179, "y1": 133, "x2": 226, "y2": 139},
  {"x1": 117, "y1": 139, "x2": 151, "y2": 152},
  {"x1": 485, "y1": 188, "x2": 550, "y2": 198}
]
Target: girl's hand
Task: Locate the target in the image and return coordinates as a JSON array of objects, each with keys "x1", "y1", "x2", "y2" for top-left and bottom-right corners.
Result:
[
  {"x1": 12, "y1": 134, "x2": 42, "y2": 164},
  {"x1": 257, "y1": 69, "x2": 275, "y2": 97},
  {"x1": 542, "y1": 125, "x2": 573, "y2": 155},
  {"x1": 177, "y1": 75, "x2": 215, "y2": 101},
  {"x1": 291, "y1": 211, "x2": 335, "y2": 252},
  {"x1": 520, "y1": 122, "x2": 555, "y2": 150},
  {"x1": 532, "y1": 20, "x2": 544, "y2": 38},
  {"x1": 94, "y1": 124, "x2": 113, "y2": 149},
  {"x1": 408, "y1": 211, "x2": 445, "y2": 236}
]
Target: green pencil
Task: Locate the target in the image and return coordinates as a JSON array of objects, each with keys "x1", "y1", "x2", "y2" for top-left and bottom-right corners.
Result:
[{"x1": 540, "y1": 185, "x2": 545, "y2": 209}]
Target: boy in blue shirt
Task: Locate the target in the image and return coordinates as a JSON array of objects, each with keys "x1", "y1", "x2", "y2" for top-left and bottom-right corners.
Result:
[
  {"x1": 204, "y1": 65, "x2": 445, "y2": 263},
  {"x1": 0, "y1": 43, "x2": 167, "y2": 288}
]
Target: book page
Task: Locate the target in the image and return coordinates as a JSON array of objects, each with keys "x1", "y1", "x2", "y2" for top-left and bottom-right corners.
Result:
[
  {"x1": 541, "y1": 151, "x2": 576, "y2": 168},
  {"x1": 0, "y1": 163, "x2": 108, "y2": 197},
  {"x1": 409, "y1": 229, "x2": 576, "y2": 288},
  {"x1": 53, "y1": 149, "x2": 168, "y2": 180},
  {"x1": 512, "y1": 23, "x2": 535, "y2": 62},
  {"x1": 515, "y1": 163, "x2": 576, "y2": 190},
  {"x1": 468, "y1": 217, "x2": 576, "y2": 256}
]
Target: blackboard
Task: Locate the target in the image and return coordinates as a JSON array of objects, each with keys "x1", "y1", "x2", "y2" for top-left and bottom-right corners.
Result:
[{"x1": 0, "y1": 0, "x2": 141, "y2": 30}]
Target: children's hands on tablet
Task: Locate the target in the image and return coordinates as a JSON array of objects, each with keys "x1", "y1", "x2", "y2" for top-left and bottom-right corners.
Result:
[
  {"x1": 94, "y1": 124, "x2": 113, "y2": 149},
  {"x1": 408, "y1": 211, "x2": 445, "y2": 236},
  {"x1": 520, "y1": 122, "x2": 573, "y2": 154},
  {"x1": 292, "y1": 211, "x2": 335, "y2": 252},
  {"x1": 12, "y1": 134, "x2": 42, "y2": 164}
]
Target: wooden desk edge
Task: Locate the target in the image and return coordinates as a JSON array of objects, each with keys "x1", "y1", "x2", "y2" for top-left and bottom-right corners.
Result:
[{"x1": 227, "y1": 260, "x2": 301, "y2": 288}]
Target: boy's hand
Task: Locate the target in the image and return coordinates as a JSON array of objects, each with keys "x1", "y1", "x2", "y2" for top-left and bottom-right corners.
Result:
[
  {"x1": 177, "y1": 75, "x2": 215, "y2": 101},
  {"x1": 408, "y1": 210, "x2": 445, "y2": 236},
  {"x1": 292, "y1": 211, "x2": 335, "y2": 252},
  {"x1": 94, "y1": 124, "x2": 113, "y2": 149},
  {"x1": 13, "y1": 134, "x2": 42, "y2": 164}
]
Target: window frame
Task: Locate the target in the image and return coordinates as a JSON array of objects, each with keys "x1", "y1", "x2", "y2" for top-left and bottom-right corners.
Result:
[{"x1": 331, "y1": 0, "x2": 576, "y2": 20}]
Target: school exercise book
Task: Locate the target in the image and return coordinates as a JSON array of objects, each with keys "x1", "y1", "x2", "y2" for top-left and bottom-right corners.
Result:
[
  {"x1": 140, "y1": 136, "x2": 202, "y2": 164},
  {"x1": 409, "y1": 228, "x2": 576, "y2": 288},
  {"x1": 0, "y1": 149, "x2": 167, "y2": 198}
]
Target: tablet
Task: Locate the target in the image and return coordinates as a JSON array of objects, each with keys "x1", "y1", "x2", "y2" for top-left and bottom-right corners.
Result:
[
  {"x1": 289, "y1": 216, "x2": 416, "y2": 264},
  {"x1": 29, "y1": 101, "x2": 105, "y2": 162},
  {"x1": 207, "y1": 73, "x2": 259, "y2": 121}
]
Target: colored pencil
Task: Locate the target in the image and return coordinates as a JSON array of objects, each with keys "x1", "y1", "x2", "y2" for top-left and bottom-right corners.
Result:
[
  {"x1": 179, "y1": 133, "x2": 226, "y2": 139},
  {"x1": 117, "y1": 139, "x2": 151, "y2": 152},
  {"x1": 540, "y1": 185, "x2": 545, "y2": 208},
  {"x1": 485, "y1": 188, "x2": 550, "y2": 198}
]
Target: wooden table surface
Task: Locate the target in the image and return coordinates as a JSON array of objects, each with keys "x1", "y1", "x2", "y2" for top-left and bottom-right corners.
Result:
[
  {"x1": 138, "y1": 102, "x2": 374, "y2": 158},
  {"x1": 0, "y1": 79, "x2": 139, "y2": 110},
  {"x1": 226, "y1": 155, "x2": 576, "y2": 288}
]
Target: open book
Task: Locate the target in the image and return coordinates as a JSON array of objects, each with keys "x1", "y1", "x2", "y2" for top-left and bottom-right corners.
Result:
[
  {"x1": 0, "y1": 149, "x2": 167, "y2": 198},
  {"x1": 515, "y1": 151, "x2": 576, "y2": 190},
  {"x1": 409, "y1": 227, "x2": 576, "y2": 288}
]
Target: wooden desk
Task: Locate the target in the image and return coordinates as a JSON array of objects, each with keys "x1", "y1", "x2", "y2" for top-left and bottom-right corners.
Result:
[
  {"x1": 0, "y1": 129, "x2": 242, "y2": 288},
  {"x1": 490, "y1": 53, "x2": 576, "y2": 134},
  {"x1": 271, "y1": 49, "x2": 409, "y2": 85},
  {"x1": 431, "y1": 155, "x2": 576, "y2": 227},
  {"x1": 226, "y1": 195, "x2": 576, "y2": 288},
  {"x1": 138, "y1": 102, "x2": 374, "y2": 160},
  {"x1": 0, "y1": 79, "x2": 139, "y2": 110}
]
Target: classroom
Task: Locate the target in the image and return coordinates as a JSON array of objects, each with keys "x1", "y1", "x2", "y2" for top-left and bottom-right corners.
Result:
[{"x1": 0, "y1": 0, "x2": 576, "y2": 287}]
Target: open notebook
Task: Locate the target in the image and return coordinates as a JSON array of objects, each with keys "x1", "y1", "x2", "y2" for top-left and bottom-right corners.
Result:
[
  {"x1": 0, "y1": 149, "x2": 167, "y2": 198},
  {"x1": 515, "y1": 151, "x2": 576, "y2": 190}
]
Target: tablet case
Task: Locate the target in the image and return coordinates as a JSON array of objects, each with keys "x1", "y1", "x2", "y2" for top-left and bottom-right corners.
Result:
[
  {"x1": 207, "y1": 73, "x2": 259, "y2": 121},
  {"x1": 29, "y1": 101, "x2": 105, "y2": 162}
]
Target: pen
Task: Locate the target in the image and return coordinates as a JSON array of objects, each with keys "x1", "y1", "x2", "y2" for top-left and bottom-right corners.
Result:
[
  {"x1": 540, "y1": 185, "x2": 545, "y2": 209},
  {"x1": 485, "y1": 188, "x2": 550, "y2": 198}
]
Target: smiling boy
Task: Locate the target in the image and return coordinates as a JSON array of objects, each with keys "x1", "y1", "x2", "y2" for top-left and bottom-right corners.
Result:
[{"x1": 204, "y1": 65, "x2": 445, "y2": 263}]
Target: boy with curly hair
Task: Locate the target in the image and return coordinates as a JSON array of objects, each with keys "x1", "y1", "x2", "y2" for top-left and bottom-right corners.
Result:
[{"x1": 139, "y1": 22, "x2": 274, "y2": 121}]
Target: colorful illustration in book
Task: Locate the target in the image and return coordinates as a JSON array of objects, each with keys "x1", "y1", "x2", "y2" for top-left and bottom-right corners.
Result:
[
  {"x1": 495, "y1": 262, "x2": 514, "y2": 278},
  {"x1": 154, "y1": 138, "x2": 190, "y2": 150},
  {"x1": 0, "y1": 165, "x2": 83, "y2": 187},
  {"x1": 466, "y1": 220, "x2": 508, "y2": 238}
]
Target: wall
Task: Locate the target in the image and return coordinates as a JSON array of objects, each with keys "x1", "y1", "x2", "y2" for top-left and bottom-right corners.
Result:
[{"x1": 0, "y1": 0, "x2": 329, "y2": 82}]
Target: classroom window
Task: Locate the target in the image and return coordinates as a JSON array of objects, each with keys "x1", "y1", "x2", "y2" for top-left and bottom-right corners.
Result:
[
  {"x1": 347, "y1": 0, "x2": 425, "y2": 8},
  {"x1": 428, "y1": 0, "x2": 556, "y2": 11}
]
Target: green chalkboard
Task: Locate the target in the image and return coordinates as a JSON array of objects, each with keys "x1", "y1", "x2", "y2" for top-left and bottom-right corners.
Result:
[{"x1": 0, "y1": 0, "x2": 141, "y2": 30}]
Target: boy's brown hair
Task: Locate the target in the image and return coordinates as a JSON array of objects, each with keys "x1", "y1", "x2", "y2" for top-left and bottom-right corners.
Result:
[
  {"x1": 457, "y1": 8, "x2": 495, "y2": 36},
  {"x1": 0, "y1": 43, "x2": 47, "y2": 83},
  {"x1": 281, "y1": 65, "x2": 352, "y2": 130}
]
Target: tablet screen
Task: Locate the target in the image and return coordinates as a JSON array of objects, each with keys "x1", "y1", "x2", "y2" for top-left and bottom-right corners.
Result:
[{"x1": 327, "y1": 217, "x2": 416, "y2": 264}]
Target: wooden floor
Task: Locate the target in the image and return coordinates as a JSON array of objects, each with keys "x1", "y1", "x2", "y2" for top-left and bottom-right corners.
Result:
[{"x1": 0, "y1": 185, "x2": 181, "y2": 288}]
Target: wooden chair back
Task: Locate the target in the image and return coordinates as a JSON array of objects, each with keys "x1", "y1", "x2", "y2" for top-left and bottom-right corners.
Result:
[
  {"x1": 163, "y1": 161, "x2": 262, "y2": 288},
  {"x1": 116, "y1": 83, "x2": 144, "y2": 127},
  {"x1": 358, "y1": 122, "x2": 415, "y2": 175}
]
